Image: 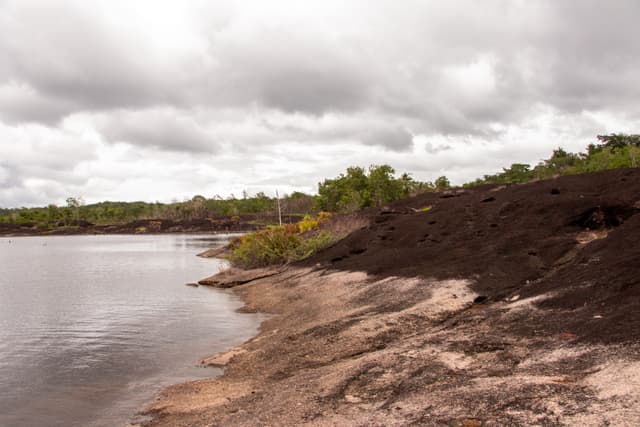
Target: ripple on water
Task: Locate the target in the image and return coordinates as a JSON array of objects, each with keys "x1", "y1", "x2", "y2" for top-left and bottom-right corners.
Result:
[{"x1": 0, "y1": 234, "x2": 264, "y2": 427}]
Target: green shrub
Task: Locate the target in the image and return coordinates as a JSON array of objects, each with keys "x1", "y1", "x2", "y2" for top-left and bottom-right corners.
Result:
[
  {"x1": 227, "y1": 225, "x2": 300, "y2": 268},
  {"x1": 296, "y1": 231, "x2": 337, "y2": 259},
  {"x1": 227, "y1": 214, "x2": 339, "y2": 268}
]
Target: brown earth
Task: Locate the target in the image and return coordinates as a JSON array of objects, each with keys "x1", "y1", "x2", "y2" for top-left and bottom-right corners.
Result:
[{"x1": 141, "y1": 168, "x2": 640, "y2": 426}]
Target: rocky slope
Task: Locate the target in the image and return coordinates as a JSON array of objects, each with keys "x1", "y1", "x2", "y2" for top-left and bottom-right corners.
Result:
[{"x1": 143, "y1": 167, "x2": 640, "y2": 426}]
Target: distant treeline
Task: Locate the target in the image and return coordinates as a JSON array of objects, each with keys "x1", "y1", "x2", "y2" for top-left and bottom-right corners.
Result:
[
  {"x1": 0, "y1": 192, "x2": 314, "y2": 226},
  {"x1": 2, "y1": 133, "x2": 638, "y2": 226},
  {"x1": 464, "y1": 133, "x2": 640, "y2": 187},
  {"x1": 315, "y1": 164, "x2": 450, "y2": 212}
]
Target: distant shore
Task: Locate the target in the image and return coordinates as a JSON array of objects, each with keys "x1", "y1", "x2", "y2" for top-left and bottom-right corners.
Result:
[{"x1": 0, "y1": 217, "x2": 264, "y2": 237}]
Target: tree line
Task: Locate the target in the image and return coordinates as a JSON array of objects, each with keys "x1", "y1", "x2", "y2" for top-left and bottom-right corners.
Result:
[
  {"x1": 2, "y1": 133, "x2": 638, "y2": 226},
  {"x1": 464, "y1": 133, "x2": 640, "y2": 187},
  {"x1": 0, "y1": 192, "x2": 314, "y2": 226},
  {"x1": 315, "y1": 165, "x2": 449, "y2": 212}
]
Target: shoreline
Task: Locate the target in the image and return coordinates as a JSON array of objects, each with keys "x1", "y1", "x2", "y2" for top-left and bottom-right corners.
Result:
[
  {"x1": 138, "y1": 168, "x2": 640, "y2": 426},
  {"x1": 0, "y1": 218, "x2": 262, "y2": 238},
  {"x1": 140, "y1": 265, "x2": 640, "y2": 426},
  {"x1": 0, "y1": 228, "x2": 256, "y2": 238}
]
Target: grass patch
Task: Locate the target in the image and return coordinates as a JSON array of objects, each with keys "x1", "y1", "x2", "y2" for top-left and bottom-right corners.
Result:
[{"x1": 227, "y1": 212, "x2": 364, "y2": 269}]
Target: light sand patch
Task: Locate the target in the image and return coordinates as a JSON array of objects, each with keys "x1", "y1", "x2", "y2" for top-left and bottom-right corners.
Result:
[
  {"x1": 201, "y1": 347, "x2": 248, "y2": 367},
  {"x1": 341, "y1": 278, "x2": 476, "y2": 341},
  {"x1": 437, "y1": 351, "x2": 474, "y2": 370},
  {"x1": 505, "y1": 292, "x2": 554, "y2": 312},
  {"x1": 472, "y1": 374, "x2": 570, "y2": 389},
  {"x1": 576, "y1": 229, "x2": 609, "y2": 244},
  {"x1": 559, "y1": 360, "x2": 640, "y2": 426},
  {"x1": 585, "y1": 360, "x2": 640, "y2": 399},
  {"x1": 404, "y1": 279, "x2": 476, "y2": 319},
  {"x1": 518, "y1": 345, "x2": 594, "y2": 368},
  {"x1": 146, "y1": 378, "x2": 255, "y2": 415}
]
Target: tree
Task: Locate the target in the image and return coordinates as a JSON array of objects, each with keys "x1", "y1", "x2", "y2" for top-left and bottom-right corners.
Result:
[
  {"x1": 190, "y1": 195, "x2": 208, "y2": 219},
  {"x1": 47, "y1": 204, "x2": 59, "y2": 224},
  {"x1": 398, "y1": 173, "x2": 416, "y2": 196},
  {"x1": 368, "y1": 165, "x2": 402, "y2": 206},
  {"x1": 544, "y1": 148, "x2": 580, "y2": 173},
  {"x1": 596, "y1": 133, "x2": 640, "y2": 152},
  {"x1": 66, "y1": 197, "x2": 83, "y2": 223},
  {"x1": 597, "y1": 133, "x2": 640, "y2": 166},
  {"x1": 501, "y1": 163, "x2": 532, "y2": 183},
  {"x1": 434, "y1": 176, "x2": 451, "y2": 190},
  {"x1": 316, "y1": 164, "x2": 427, "y2": 212}
]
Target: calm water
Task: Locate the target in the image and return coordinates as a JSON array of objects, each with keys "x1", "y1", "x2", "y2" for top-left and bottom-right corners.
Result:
[{"x1": 0, "y1": 234, "x2": 263, "y2": 427}]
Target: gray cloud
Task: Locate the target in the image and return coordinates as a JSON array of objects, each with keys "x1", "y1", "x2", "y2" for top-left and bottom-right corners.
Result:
[
  {"x1": 2, "y1": 1, "x2": 639, "y2": 128},
  {"x1": 363, "y1": 127, "x2": 413, "y2": 152},
  {"x1": 97, "y1": 109, "x2": 218, "y2": 153},
  {"x1": 1, "y1": 0, "x2": 639, "y2": 206}
]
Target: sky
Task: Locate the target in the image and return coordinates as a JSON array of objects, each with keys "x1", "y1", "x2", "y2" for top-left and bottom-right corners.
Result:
[{"x1": 1, "y1": 0, "x2": 639, "y2": 207}]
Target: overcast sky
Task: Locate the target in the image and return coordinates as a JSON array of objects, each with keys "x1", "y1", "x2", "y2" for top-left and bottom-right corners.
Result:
[{"x1": 1, "y1": 0, "x2": 638, "y2": 207}]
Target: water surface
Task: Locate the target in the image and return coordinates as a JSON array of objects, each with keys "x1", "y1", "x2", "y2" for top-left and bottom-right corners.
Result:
[{"x1": 0, "y1": 234, "x2": 262, "y2": 427}]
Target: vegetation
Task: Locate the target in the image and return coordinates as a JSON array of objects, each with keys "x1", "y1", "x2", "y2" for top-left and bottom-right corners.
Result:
[
  {"x1": 227, "y1": 213, "x2": 338, "y2": 268},
  {"x1": 3, "y1": 133, "x2": 638, "y2": 228},
  {"x1": 315, "y1": 165, "x2": 442, "y2": 212},
  {"x1": 0, "y1": 192, "x2": 314, "y2": 226},
  {"x1": 464, "y1": 133, "x2": 640, "y2": 187}
]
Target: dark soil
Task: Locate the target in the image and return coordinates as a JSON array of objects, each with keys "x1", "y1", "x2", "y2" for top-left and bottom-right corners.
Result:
[{"x1": 310, "y1": 167, "x2": 640, "y2": 345}]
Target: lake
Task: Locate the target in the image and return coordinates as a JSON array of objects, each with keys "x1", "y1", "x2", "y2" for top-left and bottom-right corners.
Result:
[{"x1": 0, "y1": 234, "x2": 263, "y2": 427}]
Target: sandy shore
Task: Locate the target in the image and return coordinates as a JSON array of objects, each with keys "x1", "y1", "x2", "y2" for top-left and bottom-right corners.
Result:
[{"x1": 138, "y1": 265, "x2": 640, "y2": 426}]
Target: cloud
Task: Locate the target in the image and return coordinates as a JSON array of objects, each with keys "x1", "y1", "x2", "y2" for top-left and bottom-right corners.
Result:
[
  {"x1": 363, "y1": 127, "x2": 413, "y2": 152},
  {"x1": 0, "y1": 0, "x2": 639, "y2": 206},
  {"x1": 96, "y1": 109, "x2": 219, "y2": 153}
]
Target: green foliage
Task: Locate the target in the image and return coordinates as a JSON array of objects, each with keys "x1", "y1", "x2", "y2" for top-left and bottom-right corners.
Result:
[
  {"x1": 296, "y1": 231, "x2": 337, "y2": 259},
  {"x1": 227, "y1": 214, "x2": 337, "y2": 268},
  {"x1": 0, "y1": 192, "x2": 316, "y2": 226},
  {"x1": 316, "y1": 164, "x2": 432, "y2": 212},
  {"x1": 465, "y1": 133, "x2": 640, "y2": 187},
  {"x1": 227, "y1": 225, "x2": 301, "y2": 267},
  {"x1": 597, "y1": 133, "x2": 640, "y2": 152},
  {"x1": 434, "y1": 176, "x2": 451, "y2": 190}
]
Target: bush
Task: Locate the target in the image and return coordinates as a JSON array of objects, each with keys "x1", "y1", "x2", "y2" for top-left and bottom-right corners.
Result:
[
  {"x1": 297, "y1": 211, "x2": 332, "y2": 233},
  {"x1": 227, "y1": 225, "x2": 301, "y2": 268},
  {"x1": 227, "y1": 213, "x2": 340, "y2": 269}
]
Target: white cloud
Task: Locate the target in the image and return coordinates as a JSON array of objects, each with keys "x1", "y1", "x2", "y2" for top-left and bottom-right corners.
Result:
[{"x1": 0, "y1": 0, "x2": 638, "y2": 206}]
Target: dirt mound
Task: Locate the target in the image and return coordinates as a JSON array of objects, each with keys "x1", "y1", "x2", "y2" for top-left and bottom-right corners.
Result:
[{"x1": 308, "y1": 167, "x2": 640, "y2": 344}]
